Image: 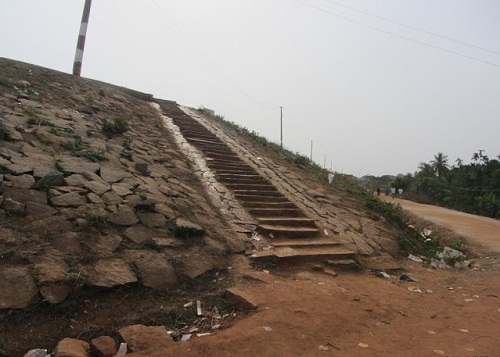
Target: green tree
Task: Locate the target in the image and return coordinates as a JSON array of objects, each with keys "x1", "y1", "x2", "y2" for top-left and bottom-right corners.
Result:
[{"x1": 431, "y1": 152, "x2": 449, "y2": 179}]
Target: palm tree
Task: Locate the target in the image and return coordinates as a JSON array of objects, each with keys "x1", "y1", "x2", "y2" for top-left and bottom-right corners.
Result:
[{"x1": 431, "y1": 152, "x2": 449, "y2": 178}]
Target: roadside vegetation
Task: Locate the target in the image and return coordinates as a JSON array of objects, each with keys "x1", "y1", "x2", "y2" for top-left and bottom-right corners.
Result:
[{"x1": 386, "y1": 151, "x2": 499, "y2": 219}]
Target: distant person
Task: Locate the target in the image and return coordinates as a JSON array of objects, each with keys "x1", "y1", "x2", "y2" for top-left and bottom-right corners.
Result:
[
  {"x1": 390, "y1": 187, "x2": 396, "y2": 198},
  {"x1": 376, "y1": 187, "x2": 381, "y2": 196},
  {"x1": 398, "y1": 188, "x2": 403, "y2": 198}
]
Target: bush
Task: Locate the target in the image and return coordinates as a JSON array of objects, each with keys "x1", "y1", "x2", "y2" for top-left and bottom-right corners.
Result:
[{"x1": 103, "y1": 117, "x2": 128, "y2": 137}]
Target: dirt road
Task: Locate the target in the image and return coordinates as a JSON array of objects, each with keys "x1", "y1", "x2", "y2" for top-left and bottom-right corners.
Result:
[{"x1": 383, "y1": 195, "x2": 500, "y2": 253}]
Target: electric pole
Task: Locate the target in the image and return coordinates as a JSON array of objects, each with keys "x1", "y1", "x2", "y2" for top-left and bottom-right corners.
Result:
[
  {"x1": 310, "y1": 140, "x2": 313, "y2": 162},
  {"x1": 73, "y1": 0, "x2": 93, "y2": 76},
  {"x1": 280, "y1": 106, "x2": 283, "y2": 147}
]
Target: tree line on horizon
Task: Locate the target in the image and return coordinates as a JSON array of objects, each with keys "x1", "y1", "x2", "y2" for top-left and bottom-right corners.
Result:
[{"x1": 389, "y1": 151, "x2": 500, "y2": 219}]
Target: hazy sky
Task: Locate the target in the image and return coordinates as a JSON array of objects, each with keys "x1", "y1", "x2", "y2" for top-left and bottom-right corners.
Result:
[{"x1": 1, "y1": 0, "x2": 499, "y2": 176}]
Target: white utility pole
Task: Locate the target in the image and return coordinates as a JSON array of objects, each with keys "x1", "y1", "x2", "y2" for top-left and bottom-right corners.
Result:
[{"x1": 73, "y1": 0, "x2": 93, "y2": 76}]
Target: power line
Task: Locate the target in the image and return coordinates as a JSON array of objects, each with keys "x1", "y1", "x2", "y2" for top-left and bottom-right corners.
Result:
[
  {"x1": 319, "y1": 0, "x2": 500, "y2": 55},
  {"x1": 296, "y1": 1, "x2": 500, "y2": 68},
  {"x1": 146, "y1": 0, "x2": 276, "y2": 111}
]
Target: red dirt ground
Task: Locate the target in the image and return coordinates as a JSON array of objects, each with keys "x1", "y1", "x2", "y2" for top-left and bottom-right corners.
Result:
[{"x1": 148, "y1": 198, "x2": 500, "y2": 357}]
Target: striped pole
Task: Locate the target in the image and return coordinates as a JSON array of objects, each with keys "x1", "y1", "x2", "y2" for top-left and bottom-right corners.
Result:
[{"x1": 73, "y1": 0, "x2": 93, "y2": 76}]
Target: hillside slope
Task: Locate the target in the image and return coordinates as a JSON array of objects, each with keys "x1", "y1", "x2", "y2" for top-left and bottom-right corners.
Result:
[{"x1": 0, "y1": 58, "x2": 414, "y2": 356}]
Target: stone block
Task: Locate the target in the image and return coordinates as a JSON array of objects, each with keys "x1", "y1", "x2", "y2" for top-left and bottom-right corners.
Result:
[
  {"x1": 54, "y1": 338, "x2": 90, "y2": 357},
  {"x1": 90, "y1": 336, "x2": 118, "y2": 357},
  {"x1": 107, "y1": 210, "x2": 138, "y2": 226},
  {"x1": 0, "y1": 266, "x2": 38, "y2": 309},
  {"x1": 117, "y1": 325, "x2": 174, "y2": 354},
  {"x1": 87, "y1": 258, "x2": 137, "y2": 288}
]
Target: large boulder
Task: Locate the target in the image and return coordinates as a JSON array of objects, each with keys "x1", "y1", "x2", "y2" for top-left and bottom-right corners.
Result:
[
  {"x1": 107, "y1": 210, "x2": 139, "y2": 226},
  {"x1": 133, "y1": 251, "x2": 179, "y2": 289},
  {"x1": 86, "y1": 258, "x2": 137, "y2": 288},
  {"x1": 54, "y1": 338, "x2": 90, "y2": 357},
  {"x1": 0, "y1": 266, "x2": 38, "y2": 309},
  {"x1": 117, "y1": 325, "x2": 174, "y2": 355}
]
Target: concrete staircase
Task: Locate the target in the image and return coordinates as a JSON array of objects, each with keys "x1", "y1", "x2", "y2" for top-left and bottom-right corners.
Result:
[{"x1": 157, "y1": 101, "x2": 355, "y2": 266}]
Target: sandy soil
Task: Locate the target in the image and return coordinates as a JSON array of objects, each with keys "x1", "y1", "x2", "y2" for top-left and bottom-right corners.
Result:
[{"x1": 384, "y1": 195, "x2": 500, "y2": 253}]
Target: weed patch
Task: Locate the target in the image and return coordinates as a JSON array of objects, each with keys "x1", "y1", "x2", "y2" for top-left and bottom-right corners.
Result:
[
  {"x1": 103, "y1": 117, "x2": 128, "y2": 137},
  {"x1": 85, "y1": 212, "x2": 107, "y2": 228},
  {"x1": 61, "y1": 137, "x2": 107, "y2": 162}
]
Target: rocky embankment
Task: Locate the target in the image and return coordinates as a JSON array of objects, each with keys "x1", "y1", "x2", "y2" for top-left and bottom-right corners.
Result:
[{"x1": 0, "y1": 58, "x2": 243, "y2": 310}]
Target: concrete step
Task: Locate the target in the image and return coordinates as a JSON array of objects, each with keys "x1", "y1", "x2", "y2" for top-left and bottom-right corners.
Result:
[
  {"x1": 240, "y1": 201, "x2": 296, "y2": 209},
  {"x1": 202, "y1": 147, "x2": 238, "y2": 156},
  {"x1": 217, "y1": 175, "x2": 269, "y2": 183},
  {"x1": 226, "y1": 183, "x2": 278, "y2": 191},
  {"x1": 207, "y1": 162, "x2": 255, "y2": 171},
  {"x1": 184, "y1": 136, "x2": 225, "y2": 146},
  {"x1": 209, "y1": 168, "x2": 258, "y2": 176},
  {"x1": 271, "y1": 239, "x2": 341, "y2": 248},
  {"x1": 186, "y1": 137, "x2": 228, "y2": 149},
  {"x1": 258, "y1": 224, "x2": 319, "y2": 238},
  {"x1": 257, "y1": 217, "x2": 317, "y2": 228},
  {"x1": 247, "y1": 207, "x2": 303, "y2": 215},
  {"x1": 234, "y1": 194, "x2": 290, "y2": 202},
  {"x1": 205, "y1": 152, "x2": 241, "y2": 161},
  {"x1": 251, "y1": 246, "x2": 355, "y2": 262},
  {"x1": 233, "y1": 190, "x2": 284, "y2": 197}
]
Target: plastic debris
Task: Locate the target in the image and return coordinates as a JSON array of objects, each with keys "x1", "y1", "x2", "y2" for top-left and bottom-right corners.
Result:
[
  {"x1": 408, "y1": 254, "x2": 423, "y2": 263},
  {"x1": 117, "y1": 343, "x2": 127, "y2": 356},
  {"x1": 399, "y1": 274, "x2": 418, "y2": 282},
  {"x1": 263, "y1": 326, "x2": 273, "y2": 332},
  {"x1": 423, "y1": 228, "x2": 432, "y2": 237},
  {"x1": 23, "y1": 350, "x2": 48, "y2": 357},
  {"x1": 184, "y1": 301, "x2": 194, "y2": 308},
  {"x1": 464, "y1": 298, "x2": 474, "y2": 302},
  {"x1": 197, "y1": 332, "x2": 212, "y2": 337},
  {"x1": 407, "y1": 286, "x2": 423, "y2": 293},
  {"x1": 427, "y1": 330, "x2": 436, "y2": 335},
  {"x1": 196, "y1": 300, "x2": 202, "y2": 315},
  {"x1": 181, "y1": 334, "x2": 192, "y2": 341},
  {"x1": 378, "y1": 271, "x2": 391, "y2": 279},
  {"x1": 459, "y1": 329, "x2": 469, "y2": 333},
  {"x1": 434, "y1": 350, "x2": 445, "y2": 355},
  {"x1": 358, "y1": 343, "x2": 369, "y2": 348},
  {"x1": 244, "y1": 224, "x2": 258, "y2": 231},
  {"x1": 319, "y1": 345, "x2": 329, "y2": 351}
]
